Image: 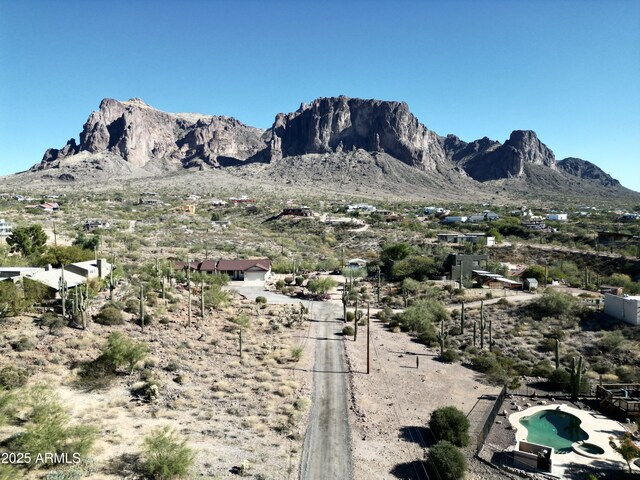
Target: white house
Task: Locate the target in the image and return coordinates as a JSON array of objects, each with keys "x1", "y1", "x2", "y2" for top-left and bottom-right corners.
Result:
[
  {"x1": 443, "y1": 216, "x2": 468, "y2": 224},
  {"x1": 604, "y1": 294, "x2": 640, "y2": 326},
  {"x1": 0, "y1": 219, "x2": 12, "y2": 236},
  {"x1": 546, "y1": 213, "x2": 568, "y2": 222}
]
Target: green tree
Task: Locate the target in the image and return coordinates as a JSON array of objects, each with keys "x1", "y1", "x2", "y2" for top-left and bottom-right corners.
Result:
[
  {"x1": 609, "y1": 433, "x2": 640, "y2": 473},
  {"x1": 392, "y1": 256, "x2": 438, "y2": 281},
  {"x1": 39, "y1": 245, "x2": 94, "y2": 267},
  {"x1": 73, "y1": 232, "x2": 100, "y2": 251},
  {"x1": 6, "y1": 224, "x2": 47, "y2": 257},
  {"x1": 307, "y1": 277, "x2": 337, "y2": 295},
  {"x1": 427, "y1": 440, "x2": 467, "y2": 480},
  {"x1": 520, "y1": 265, "x2": 547, "y2": 283},
  {"x1": 428, "y1": 406, "x2": 470, "y2": 447},
  {"x1": 380, "y1": 242, "x2": 414, "y2": 275},
  {"x1": 143, "y1": 426, "x2": 196, "y2": 479},
  {"x1": 395, "y1": 299, "x2": 447, "y2": 344}
]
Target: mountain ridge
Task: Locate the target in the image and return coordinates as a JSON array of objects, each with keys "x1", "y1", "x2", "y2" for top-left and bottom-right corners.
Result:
[{"x1": 20, "y1": 96, "x2": 634, "y2": 199}]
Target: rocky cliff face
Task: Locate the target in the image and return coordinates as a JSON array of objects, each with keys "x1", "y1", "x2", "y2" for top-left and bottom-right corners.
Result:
[
  {"x1": 30, "y1": 96, "x2": 625, "y2": 194},
  {"x1": 447, "y1": 130, "x2": 557, "y2": 181},
  {"x1": 557, "y1": 157, "x2": 620, "y2": 187},
  {"x1": 267, "y1": 96, "x2": 446, "y2": 170},
  {"x1": 33, "y1": 98, "x2": 265, "y2": 171}
]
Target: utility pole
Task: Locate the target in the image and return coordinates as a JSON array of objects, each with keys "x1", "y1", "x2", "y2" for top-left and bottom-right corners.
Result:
[
  {"x1": 59, "y1": 266, "x2": 66, "y2": 320},
  {"x1": 366, "y1": 303, "x2": 370, "y2": 374},
  {"x1": 186, "y1": 257, "x2": 192, "y2": 327},
  {"x1": 376, "y1": 267, "x2": 381, "y2": 303}
]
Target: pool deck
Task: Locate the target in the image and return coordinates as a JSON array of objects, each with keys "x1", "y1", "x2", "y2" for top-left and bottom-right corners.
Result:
[{"x1": 509, "y1": 404, "x2": 639, "y2": 477}]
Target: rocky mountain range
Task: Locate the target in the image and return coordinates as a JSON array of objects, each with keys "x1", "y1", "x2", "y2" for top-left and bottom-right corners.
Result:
[{"x1": 23, "y1": 96, "x2": 630, "y2": 199}]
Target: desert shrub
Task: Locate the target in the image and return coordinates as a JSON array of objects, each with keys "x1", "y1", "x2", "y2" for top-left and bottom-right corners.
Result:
[
  {"x1": 395, "y1": 299, "x2": 446, "y2": 345},
  {"x1": 275, "y1": 279, "x2": 285, "y2": 290},
  {"x1": 471, "y1": 352, "x2": 499, "y2": 373},
  {"x1": 95, "y1": 332, "x2": 148, "y2": 374},
  {"x1": 9, "y1": 385, "x2": 98, "y2": 467},
  {"x1": 549, "y1": 368, "x2": 570, "y2": 385},
  {"x1": 11, "y1": 336, "x2": 35, "y2": 352},
  {"x1": 598, "y1": 330, "x2": 625, "y2": 354},
  {"x1": 255, "y1": 296, "x2": 267, "y2": 305},
  {"x1": 94, "y1": 306, "x2": 124, "y2": 326},
  {"x1": 342, "y1": 326, "x2": 355, "y2": 336},
  {"x1": 0, "y1": 364, "x2": 31, "y2": 389},
  {"x1": 428, "y1": 406, "x2": 470, "y2": 447},
  {"x1": 36, "y1": 312, "x2": 67, "y2": 333},
  {"x1": 346, "y1": 311, "x2": 355, "y2": 322},
  {"x1": 291, "y1": 347, "x2": 303, "y2": 361},
  {"x1": 143, "y1": 426, "x2": 195, "y2": 479},
  {"x1": 231, "y1": 314, "x2": 251, "y2": 329},
  {"x1": 295, "y1": 276, "x2": 304, "y2": 286},
  {"x1": 135, "y1": 313, "x2": 155, "y2": 327},
  {"x1": 531, "y1": 360, "x2": 555, "y2": 379},
  {"x1": 204, "y1": 285, "x2": 230, "y2": 309},
  {"x1": 0, "y1": 464, "x2": 22, "y2": 479},
  {"x1": 124, "y1": 298, "x2": 139, "y2": 313},
  {"x1": 440, "y1": 349, "x2": 460, "y2": 363},
  {"x1": 427, "y1": 441, "x2": 467, "y2": 480},
  {"x1": 529, "y1": 290, "x2": 576, "y2": 318},
  {"x1": 0, "y1": 388, "x2": 15, "y2": 426},
  {"x1": 537, "y1": 337, "x2": 557, "y2": 352},
  {"x1": 615, "y1": 366, "x2": 639, "y2": 383}
]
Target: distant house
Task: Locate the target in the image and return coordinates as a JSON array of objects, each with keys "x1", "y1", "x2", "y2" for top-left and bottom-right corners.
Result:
[
  {"x1": 444, "y1": 253, "x2": 488, "y2": 284},
  {"x1": 521, "y1": 218, "x2": 546, "y2": 230},
  {"x1": 173, "y1": 204, "x2": 196, "y2": 215},
  {"x1": 604, "y1": 294, "x2": 640, "y2": 326},
  {"x1": 0, "y1": 219, "x2": 12, "y2": 236},
  {"x1": 216, "y1": 259, "x2": 272, "y2": 282},
  {"x1": 468, "y1": 212, "x2": 500, "y2": 223},
  {"x1": 347, "y1": 258, "x2": 368, "y2": 269},
  {"x1": 347, "y1": 203, "x2": 376, "y2": 213},
  {"x1": 619, "y1": 213, "x2": 640, "y2": 222},
  {"x1": 473, "y1": 270, "x2": 523, "y2": 290},
  {"x1": 209, "y1": 199, "x2": 228, "y2": 207},
  {"x1": 180, "y1": 258, "x2": 272, "y2": 283},
  {"x1": 65, "y1": 259, "x2": 112, "y2": 280},
  {"x1": 282, "y1": 206, "x2": 313, "y2": 217},
  {"x1": 600, "y1": 285, "x2": 624, "y2": 296},
  {"x1": 84, "y1": 219, "x2": 110, "y2": 232},
  {"x1": 546, "y1": 213, "x2": 568, "y2": 222},
  {"x1": 25, "y1": 202, "x2": 59, "y2": 212},
  {"x1": 229, "y1": 195, "x2": 255, "y2": 205},
  {"x1": 442, "y1": 216, "x2": 468, "y2": 224},
  {"x1": 437, "y1": 233, "x2": 495, "y2": 246}
]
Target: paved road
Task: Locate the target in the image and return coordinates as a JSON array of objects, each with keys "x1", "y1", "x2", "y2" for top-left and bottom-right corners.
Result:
[
  {"x1": 299, "y1": 301, "x2": 353, "y2": 480},
  {"x1": 224, "y1": 283, "x2": 300, "y2": 305}
]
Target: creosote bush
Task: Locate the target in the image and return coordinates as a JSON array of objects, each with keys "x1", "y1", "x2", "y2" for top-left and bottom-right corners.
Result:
[
  {"x1": 9, "y1": 385, "x2": 98, "y2": 468},
  {"x1": 93, "y1": 306, "x2": 124, "y2": 326},
  {"x1": 427, "y1": 440, "x2": 467, "y2": 480},
  {"x1": 143, "y1": 426, "x2": 195, "y2": 479},
  {"x1": 428, "y1": 406, "x2": 470, "y2": 447},
  {"x1": 95, "y1": 332, "x2": 148, "y2": 374}
]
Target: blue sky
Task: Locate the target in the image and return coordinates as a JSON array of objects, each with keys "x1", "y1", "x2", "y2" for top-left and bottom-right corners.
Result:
[{"x1": 1, "y1": 0, "x2": 639, "y2": 191}]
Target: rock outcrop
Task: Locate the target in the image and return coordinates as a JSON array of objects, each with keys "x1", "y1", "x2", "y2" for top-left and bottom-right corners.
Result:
[
  {"x1": 29, "y1": 96, "x2": 626, "y2": 194},
  {"x1": 448, "y1": 130, "x2": 558, "y2": 181},
  {"x1": 557, "y1": 157, "x2": 620, "y2": 187},
  {"x1": 267, "y1": 96, "x2": 446, "y2": 170},
  {"x1": 32, "y1": 98, "x2": 265, "y2": 171}
]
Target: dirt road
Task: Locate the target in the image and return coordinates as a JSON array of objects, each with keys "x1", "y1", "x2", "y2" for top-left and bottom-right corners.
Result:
[{"x1": 299, "y1": 301, "x2": 353, "y2": 479}]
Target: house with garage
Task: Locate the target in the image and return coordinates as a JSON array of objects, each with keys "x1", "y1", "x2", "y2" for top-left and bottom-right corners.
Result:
[{"x1": 216, "y1": 258, "x2": 272, "y2": 282}]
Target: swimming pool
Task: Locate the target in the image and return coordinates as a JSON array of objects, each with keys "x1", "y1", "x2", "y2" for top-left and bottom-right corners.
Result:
[{"x1": 519, "y1": 409, "x2": 588, "y2": 453}]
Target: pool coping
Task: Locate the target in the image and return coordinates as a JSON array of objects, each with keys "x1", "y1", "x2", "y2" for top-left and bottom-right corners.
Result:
[{"x1": 509, "y1": 404, "x2": 638, "y2": 474}]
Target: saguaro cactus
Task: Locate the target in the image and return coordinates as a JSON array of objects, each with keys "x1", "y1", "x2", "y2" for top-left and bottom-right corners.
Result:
[
  {"x1": 460, "y1": 301, "x2": 465, "y2": 334},
  {"x1": 139, "y1": 283, "x2": 145, "y2": 332},
  {"x1": 566, "y1": 355, "x2": 586, "y2": 400},
  {"x1": 341, "y1": 286, "x2": 349, "y2": 323},
  {"x1": 473, "y1": 320, "x2": 477, "y2": 347},
  {"x1": 438, "y1": 317, "x2": 448, "y2": 357},
  {"x1": 488, "y1": 318, "x2": 493, "y2": 352},
  {"x1": 479, "y1": 300, "x2": 486, "y2": 349},
  {"x1": 555, "y1": 339, "x2": 560, "y2": 370}
]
